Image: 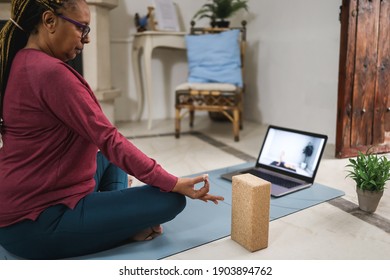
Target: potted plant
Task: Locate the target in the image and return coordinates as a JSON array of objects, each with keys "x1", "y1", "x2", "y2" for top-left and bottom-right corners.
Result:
[
  {"x1": 192, "y1": 0, "x2": 249, "y2": 28},
  {"x1": 345, "y1": 149, "x2": 390, "y2": 213},
  {"x1": 301, "y1": 142, "x2": 314, "y2": 169}
]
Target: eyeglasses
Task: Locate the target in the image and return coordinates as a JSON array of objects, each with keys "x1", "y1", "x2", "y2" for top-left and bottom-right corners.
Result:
[{"x1": 57, "y1": 14, "x2": 90, "y2": 39}]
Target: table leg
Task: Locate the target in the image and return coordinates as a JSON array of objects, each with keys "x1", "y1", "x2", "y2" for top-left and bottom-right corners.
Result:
[
  {"x1": 142, "y1": 38, "x2": 154, "y2": 130},
  {"x1": 132, "y1": 40, "x2": 144, "y2": 121}
]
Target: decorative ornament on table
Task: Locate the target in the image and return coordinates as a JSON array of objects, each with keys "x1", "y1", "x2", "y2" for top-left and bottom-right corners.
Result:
[{"x1": 135, "y1": 7, "x2": 156, "y2": 32}]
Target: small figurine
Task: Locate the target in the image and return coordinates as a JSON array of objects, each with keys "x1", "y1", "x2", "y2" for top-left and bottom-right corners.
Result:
[
  {"x1": 134, "y1": 7, "x2": 156, "y2": 32},
  {"x1": 134, "y1": 12, "x2": 148, "y2": 32}
]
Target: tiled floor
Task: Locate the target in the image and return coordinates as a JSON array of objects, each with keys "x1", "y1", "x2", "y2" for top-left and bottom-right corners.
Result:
[{"x1": 117, "y1": 116, "x2": 390, "y2": 260}]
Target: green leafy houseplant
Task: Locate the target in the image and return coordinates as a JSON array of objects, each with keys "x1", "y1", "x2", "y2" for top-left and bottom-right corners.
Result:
[
  {"x1": 346, "y1": 150, "x2": 390, "y2": 212},
  {"x1": 192, "y1": 0, "x2": 249, "y2": 26},
  {"x1": 346, "y1": 151, "x2": 390, "y2": 192}
]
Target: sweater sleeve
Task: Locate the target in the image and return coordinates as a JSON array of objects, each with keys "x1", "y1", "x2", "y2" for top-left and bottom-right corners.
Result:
[{"x1": 33, "y1": 60, "x2": 177, "y2": 192}]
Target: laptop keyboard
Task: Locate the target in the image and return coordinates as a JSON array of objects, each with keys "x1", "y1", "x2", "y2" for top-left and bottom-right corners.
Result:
[{"x1": 246, "y1": 170, "x2": 301, "y2": 189}]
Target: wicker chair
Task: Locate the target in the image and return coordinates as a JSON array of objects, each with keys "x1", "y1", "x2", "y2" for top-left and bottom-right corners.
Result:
[{"x1": 175, "y1": 21, "x2": 247, "y2": 142}]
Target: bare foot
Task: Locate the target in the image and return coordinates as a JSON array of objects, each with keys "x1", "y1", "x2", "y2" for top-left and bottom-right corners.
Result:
[
  {"x1": 128, "y1": 176, "x2": 134, "y2": 187},
  {"x1": 130, "y1": 225, "x2": 163, "y2": 241}
]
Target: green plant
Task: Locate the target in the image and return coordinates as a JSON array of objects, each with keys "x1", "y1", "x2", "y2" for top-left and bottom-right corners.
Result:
[
  {"x1": 346, "y1": 150, "x2": 390, "y2": 192},
  {"x1": 192, "y1": 0, "x2": 249, "y2": 22}
]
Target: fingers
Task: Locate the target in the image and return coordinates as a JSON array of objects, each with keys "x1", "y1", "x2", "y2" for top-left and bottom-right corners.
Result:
[
  {"x1": 192, "y1": 174, "x2": 225, "y2": 204},
  {"x1": 199, "y1": 194, "x2": 225, "y2": 204},
  {"x1": 192, "y1": 176, "x2": 210, "y2": 199},
  {"x1": 173, "y1": 174, "x2": 224, "y2": 204},
  {"x1": 195, "y1": 178, "x2": 224, "y2": 204},
  {"x1": 191, "y1": 174, "x2": 209, "y2": 185}
]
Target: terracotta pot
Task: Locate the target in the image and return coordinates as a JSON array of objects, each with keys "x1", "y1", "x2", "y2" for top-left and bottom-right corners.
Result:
[{"x1": 356, "y1": 187, "x2": 384, "y2": 213}]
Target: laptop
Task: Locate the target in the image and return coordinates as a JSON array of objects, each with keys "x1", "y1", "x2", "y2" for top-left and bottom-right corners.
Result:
[{"x1": 221, "y1": 125, "x2": 328, "y2": 197}]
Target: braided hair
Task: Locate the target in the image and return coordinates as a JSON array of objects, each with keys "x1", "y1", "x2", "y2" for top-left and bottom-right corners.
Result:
[{"x1": 0, "y1": 0, "x2": 81, "y2": 147}]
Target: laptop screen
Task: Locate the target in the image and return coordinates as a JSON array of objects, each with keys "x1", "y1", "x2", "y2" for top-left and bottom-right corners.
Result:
[{"x1": 257, "y1": 126, "x2": 327, "y2": 181}]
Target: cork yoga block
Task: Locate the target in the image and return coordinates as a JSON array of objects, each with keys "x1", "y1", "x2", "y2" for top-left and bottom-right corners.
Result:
[{"x1": 231, "y1": 173, "x2": 271, "y2": 252}]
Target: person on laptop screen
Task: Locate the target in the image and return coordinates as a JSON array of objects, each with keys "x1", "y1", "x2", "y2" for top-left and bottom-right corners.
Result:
[{"x1": 270, "y1": 150, "x2": 297, "y2": 172}]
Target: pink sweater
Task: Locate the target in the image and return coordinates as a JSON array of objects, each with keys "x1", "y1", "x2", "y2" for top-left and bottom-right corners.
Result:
[{"x1": 0, "y1": 49, "x2": 178, "y2": 227}]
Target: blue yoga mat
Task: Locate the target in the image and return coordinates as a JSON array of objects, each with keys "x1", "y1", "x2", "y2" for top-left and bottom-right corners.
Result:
[{"x1": 0, "y1": 162, "x2": 344, "y2": 260}]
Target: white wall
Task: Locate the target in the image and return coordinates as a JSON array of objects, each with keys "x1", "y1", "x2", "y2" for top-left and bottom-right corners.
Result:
[{"x1": 109, "y1": 0, "x2": 341, "y2": 143}]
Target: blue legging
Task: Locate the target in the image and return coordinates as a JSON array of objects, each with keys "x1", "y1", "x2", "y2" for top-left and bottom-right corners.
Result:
[{"x1": 0, "y1": 152, "x2": 186, "y2": 259}]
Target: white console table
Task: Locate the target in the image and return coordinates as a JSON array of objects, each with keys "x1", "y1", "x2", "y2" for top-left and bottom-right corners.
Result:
[{"x1": 132, "y1": 31, "x2": 186, "y2": 129}]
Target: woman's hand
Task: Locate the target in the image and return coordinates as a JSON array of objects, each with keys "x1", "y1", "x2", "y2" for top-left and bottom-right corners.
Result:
[{"x1": 172, "y1": 174, "x2": 224, "y2": 204}]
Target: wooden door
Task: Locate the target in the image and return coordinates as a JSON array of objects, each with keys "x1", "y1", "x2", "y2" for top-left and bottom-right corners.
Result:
[{"x1": 336, "y1": 0, "x2": 390, "y2": 158}]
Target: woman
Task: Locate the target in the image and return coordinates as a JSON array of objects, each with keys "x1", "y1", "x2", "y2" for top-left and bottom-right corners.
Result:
[{"x1": 0, "y1": 0, "x2": 223, "y2": 259}]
